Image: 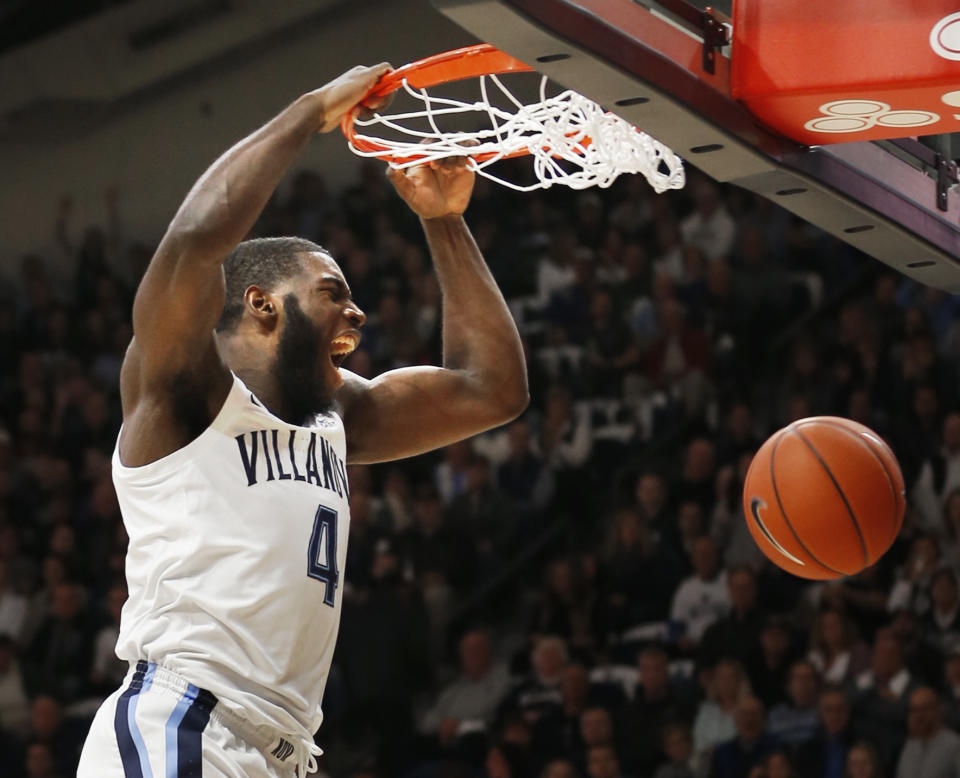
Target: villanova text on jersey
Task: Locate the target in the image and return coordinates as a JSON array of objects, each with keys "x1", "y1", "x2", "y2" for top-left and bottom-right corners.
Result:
[{"x1": 234, "y1": 427, "x2": 350, "y2": 499}]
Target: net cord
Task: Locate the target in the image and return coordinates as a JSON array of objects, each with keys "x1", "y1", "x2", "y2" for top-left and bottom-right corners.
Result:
[{"x1": 346, "y1": 74, "x2": 685, "y2": 193}]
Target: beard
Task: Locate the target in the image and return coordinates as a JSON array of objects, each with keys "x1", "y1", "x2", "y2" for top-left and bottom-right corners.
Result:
[{"x1": 274, "y1": 293, "x2": 333, "y2": 424}]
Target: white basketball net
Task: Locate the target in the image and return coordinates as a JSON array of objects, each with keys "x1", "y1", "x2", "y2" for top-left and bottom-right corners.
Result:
[{"x1": 347, "y1": 74, "x2": 686, "y2": 193}]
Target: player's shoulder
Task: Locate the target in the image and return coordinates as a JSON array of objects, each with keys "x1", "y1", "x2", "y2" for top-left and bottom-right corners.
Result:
[{"x1": 332, "y1": 368, "x2": 371, "y2": 417}]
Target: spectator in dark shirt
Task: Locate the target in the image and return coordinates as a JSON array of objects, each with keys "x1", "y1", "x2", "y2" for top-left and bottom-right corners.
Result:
[
  {"x1": 924, "y1": 568, "x2": 960, "y2": 658},
  {"x1": 497, "y1": 419, "x2": 555, "y2": 519},
  {"x1": 846, "y1": 741, "x2": 886, "y2": 778},
  {"x1": 586, "y1": 744, "x2": 631, "y2": 778},
  {"x1": 750, "y1": 617, "x2": 797, "y2": 710},
  {"x1": 23, "y1": 582, "x2": 90, "y2": 702},
  {"x1": 653, "y1": 724, "x2": 696, "y2": 778},
  {"x1": 625, "y1": 646, "x2": 697, "y2": 774},
  {"x1": 600, "y1": 508, "x2": 681, "y2": 632},
  {"x1": 446, "y1": 454, "x2": 516, "y2": 568},
  {"x1": 793, "y1": 686, "x2": 855, "y2": 778},
  {"x1": 853, "y1": 630, "x2": 918, "y2": 771},
  {"x1": 532, "y1": 663, "x2": 594, "y2": 764},
  {"x1": 700, "y1": 566, "x2": 763, "y2": 668},
  {"x1": 502, "y1": 637, "x2": 568, "y2": 728},
  {"x1": 401, "y1": 484, "x2": 477, "y2": 591},
  {"x1": 710, "y1": 695, "x2": 779, "y2": 778},
  {"x1": 768, "y1": 660, "x2": 821, "y2": 746},
  {"x1": 944, "y1": 652, "x2": 960, "y2": 732}
]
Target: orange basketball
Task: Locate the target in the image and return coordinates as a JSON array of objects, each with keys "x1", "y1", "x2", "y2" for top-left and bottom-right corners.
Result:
[{"x1": 742, "y1": 416, "x2": 905, "y2": 580}]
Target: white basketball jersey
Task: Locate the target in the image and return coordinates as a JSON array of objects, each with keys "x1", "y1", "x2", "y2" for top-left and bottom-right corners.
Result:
[{"x1": 112, "y1": 372, "x2": 351, "y2": 742}]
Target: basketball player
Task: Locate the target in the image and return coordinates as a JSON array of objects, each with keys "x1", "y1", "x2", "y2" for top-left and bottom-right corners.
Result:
[{"x1": 77, "y1": 63, "x2": 528, "y2": 777}]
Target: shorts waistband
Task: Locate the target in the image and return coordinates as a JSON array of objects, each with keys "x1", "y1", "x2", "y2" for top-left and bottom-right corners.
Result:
[{"x1": 128, "y1": 660, "x2": 313, "y2": 771}]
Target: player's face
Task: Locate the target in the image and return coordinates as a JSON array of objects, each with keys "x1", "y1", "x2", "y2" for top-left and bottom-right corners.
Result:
[{"x1": 275, "y1": 252, "x2": 365, "y2": 422}]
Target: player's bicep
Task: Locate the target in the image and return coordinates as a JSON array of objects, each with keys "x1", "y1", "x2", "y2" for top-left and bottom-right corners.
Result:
[
  {"x1": 131, "y1": 242, "x2": 227, "y2": 379},
  {"x1": 337, "y1": 367, "x2": 522, "y2": 464}
]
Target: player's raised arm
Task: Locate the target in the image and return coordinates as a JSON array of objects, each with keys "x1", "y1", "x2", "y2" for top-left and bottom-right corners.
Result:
[
  {"x1": 336, "y1": 156, "x2": 529, "y2": 464},
  {"x1": 120, "y1": 64, "x2": 389, "y2": 466}
]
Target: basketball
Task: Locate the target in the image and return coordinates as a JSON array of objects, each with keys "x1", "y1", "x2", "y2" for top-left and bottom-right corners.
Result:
[{"x1": 742, "y1": 416, "x2": 905, "y2": 580}]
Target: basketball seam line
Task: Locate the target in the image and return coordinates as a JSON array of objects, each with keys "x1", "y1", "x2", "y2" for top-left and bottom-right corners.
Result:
[
  {"x1": 792, "y1": 427, "x2": 870, "y2": 570},
  {"x1": 769, "y1": 431, "x2": 843, "y2": 576},
  {"x1": 799, "y1": 419, "x2": 902, "y2": 550}
]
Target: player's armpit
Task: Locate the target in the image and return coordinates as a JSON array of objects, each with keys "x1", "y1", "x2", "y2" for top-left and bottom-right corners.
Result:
[{"x1": 336, "y1": 367, "x2": 527, "y2": 464}]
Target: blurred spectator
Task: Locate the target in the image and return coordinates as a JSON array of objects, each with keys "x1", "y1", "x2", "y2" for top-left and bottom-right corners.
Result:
[
  {"x1": 585, "y1": 744, "x2": 630, "y2": 778},
  {"x1": 887, "y1": 535, "x2": 942, "y2": 616},
  {"x1": 601, "y1": 508, "x2": 680, "y2": 632},
  {"x1": 945, "y1": 652, "x2": 960, "y2": 732},
  {"x1": 420, "y1": 629, "x2": 512, "y2": 747},
  {"x1": 853, "y1": 630, "x2": 918, "y2": 770},
  {"x1": 0, "y1": 559, "x2": 26, "y2": 642},
  {"x1": 497, "y1": 419, "x2": 555, "y2": 518},
  {"x1": 539, "y1": 385, "x2": 593, "y2": 473},
  {"x1": 579, "y1": 707, "x2": 617, "y2": 768},
  {"x1": 24, "y1": 582, "x2": 90, "y2": 702},
  {"x1": 760, "y1": 750, "x2": 796, "y2": 778},
  {"x1": 767, "y1": 660, "x2": 820, "y2": 745},
  {"x1": 709, "y1": 695, "x2": 779, "y2": 778},
  {"x1": 794, "y1": 686, "x2": 855, "y2": 778},
  {"x1": 24, "y1": 740, "x2": 61, "y2": 778},
  {"x1": 693, "y1": 659, "x2": 750, "y2": 757},
  {"x1": 924, "y1": 568, "x2": 960, "y2": 657},
  {"x1": 530, "y1": 558, "x2": 598, "y2": 652},
  {"x1": 531, "y1": 663, "x2": 594, "y2": 763},
  {"x1": 846, "y1": 741, "x2": 886, "y2": 778},
  {"x1": 435, "y1": 441, "x2": 473, "y2": 505},
  {"x1": 502, "y1": 637, "x2": 568, "y2": 727},
  {"x1": 808, "y1": 609, "x2": 872, "y2": 687},
  {"x1": 895, "y1": 687, "x2": 960, "y2": 778},
  {"x1": 542, "y1": 759, "x2": 582, "y2": 778},
  {"x1": 653, "y1": 724, "x2": 696, "y2": 778},
  {"x1": 699, "y1": 566, "x2": 763, "y2": 668},
  {"x1": 750, "y1": 617, "x2": 797, "y2": 710},
  {"x1": 681, "y1": 177, "x2": 735, "y2": 263},
  {"x1": 446, "y1": 455, "x2": 515, "y2": 567},
  {"x1": 400, "y1": 484, "x2": 476, "y2": 591},
  {"x1": 0, "y1": 635, "x2": 28, "y2": 731},
  {"x1": 670, "y1": 536, "x2": 729, "y2": 650},
  {"x1": 625, "y1": 646, "x2": 697, "y2": 775}
]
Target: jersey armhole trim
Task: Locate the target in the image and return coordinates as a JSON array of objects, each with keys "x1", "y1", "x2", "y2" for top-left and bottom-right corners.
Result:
[{"x1": 112, "y1": 373, "x2": 247, "y2": 480}]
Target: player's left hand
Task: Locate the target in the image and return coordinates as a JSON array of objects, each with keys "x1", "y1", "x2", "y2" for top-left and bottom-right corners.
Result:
[{"x1": 386, "y1": 152, "x2": 475, "y2": 220}]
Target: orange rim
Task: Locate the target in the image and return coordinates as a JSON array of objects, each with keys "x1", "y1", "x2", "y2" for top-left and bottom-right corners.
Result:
[{"x1": 341, "y1": 43, "x2": 536, "y2": 164}]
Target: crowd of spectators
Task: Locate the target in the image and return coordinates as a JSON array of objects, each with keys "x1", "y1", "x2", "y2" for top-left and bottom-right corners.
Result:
[{"x1": 1, "y1": 155, "x2": 960, "y2": 778}]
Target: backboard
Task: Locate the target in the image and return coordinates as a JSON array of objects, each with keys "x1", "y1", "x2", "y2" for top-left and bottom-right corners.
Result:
[{"x1": 431, "y1": 0, "x2": 960, "y2": 291}]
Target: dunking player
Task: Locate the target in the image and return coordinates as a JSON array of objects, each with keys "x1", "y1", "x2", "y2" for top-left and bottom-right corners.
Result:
[{"x1": 77, "y1": 64, "x2": 528, "y2": 777}]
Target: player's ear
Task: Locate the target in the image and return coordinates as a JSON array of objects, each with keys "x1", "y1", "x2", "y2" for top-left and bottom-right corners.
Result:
[{"x1": 245, "y1": 285, "x2": 278, "y2": 326}]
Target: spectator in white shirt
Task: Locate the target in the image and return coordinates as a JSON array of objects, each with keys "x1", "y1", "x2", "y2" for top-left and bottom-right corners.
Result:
[
  {"x1": 670, "y1": 536, "x2": 729, "y2": 650},
  {"x1": 680, "y1": 177, "x2": 735, "y2": 263}
]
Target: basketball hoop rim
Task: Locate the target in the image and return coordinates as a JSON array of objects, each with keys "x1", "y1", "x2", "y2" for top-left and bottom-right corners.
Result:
[{"x1": 340, "y1": 43, "x2": 535, "y2": 163}]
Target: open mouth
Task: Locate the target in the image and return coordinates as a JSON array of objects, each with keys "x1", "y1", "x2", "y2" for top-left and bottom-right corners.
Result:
[{"x1": 330, "y1": 333, "x2": 359, "y2": 368}]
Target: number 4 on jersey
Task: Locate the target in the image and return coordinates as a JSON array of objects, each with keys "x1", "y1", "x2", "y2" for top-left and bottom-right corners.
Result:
[{"x1": 307, "y1": 505, "x2": 339, "y2": 606}]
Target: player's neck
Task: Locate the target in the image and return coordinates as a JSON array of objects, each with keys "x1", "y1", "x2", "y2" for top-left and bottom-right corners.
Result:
[{"x1": 218, "y1": 332, "x2": 285, "y2": 417}]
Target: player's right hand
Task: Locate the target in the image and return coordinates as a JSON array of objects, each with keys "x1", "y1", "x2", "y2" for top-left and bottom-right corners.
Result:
[{"x1": 312, "y1": 63, "x2": 392, "y2": 133}]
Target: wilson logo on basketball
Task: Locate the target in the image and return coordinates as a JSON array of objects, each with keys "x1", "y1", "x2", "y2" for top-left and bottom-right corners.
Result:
[{"x1": 749, "y1": 496, "x2": 806, "y2": 566}]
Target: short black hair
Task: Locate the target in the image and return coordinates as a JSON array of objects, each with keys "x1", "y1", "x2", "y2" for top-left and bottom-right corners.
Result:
[{"x1": 217, "y1": 237, "x2": 327, "y2": 332}]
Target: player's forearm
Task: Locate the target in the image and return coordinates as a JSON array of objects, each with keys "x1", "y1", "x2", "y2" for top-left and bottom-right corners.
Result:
[
  {"x1": 422, "y1": 215, "x2": 529, "y2": 417},
  {"x1": 159, "y1": 94, "x2": 322, "y2": 261}
]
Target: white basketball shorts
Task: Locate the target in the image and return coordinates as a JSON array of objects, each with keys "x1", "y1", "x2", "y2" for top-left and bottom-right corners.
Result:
[{"x1": 78, "y1": 661, "x2": 313, "y2": 778}]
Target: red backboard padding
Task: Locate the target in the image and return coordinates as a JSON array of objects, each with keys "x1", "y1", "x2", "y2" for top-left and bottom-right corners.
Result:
[{"x1": 731, "y1": 1, "x2": 960, "y2": 144}]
